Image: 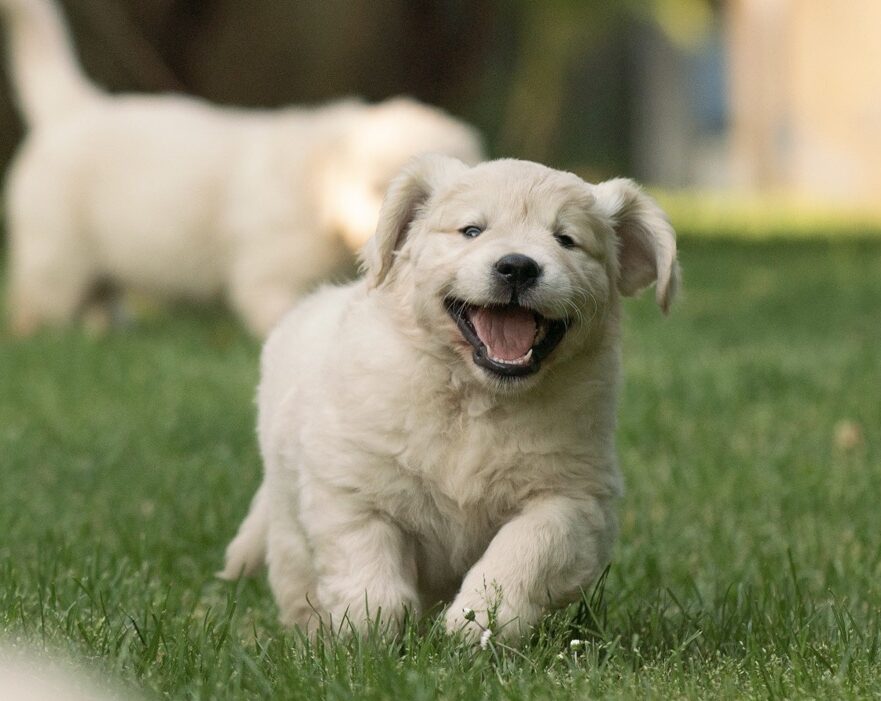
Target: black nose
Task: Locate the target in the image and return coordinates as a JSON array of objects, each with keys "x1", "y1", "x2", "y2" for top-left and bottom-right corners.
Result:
[{"x1": 494, "y1": 254, "x2": 541, "y2": 291}]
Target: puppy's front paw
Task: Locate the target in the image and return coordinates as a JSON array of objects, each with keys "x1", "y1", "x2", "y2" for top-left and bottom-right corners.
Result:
[
  {"x1": 444, "y1": 604, "x2": 488, "y2": 642},
  {"x1": 445, "y1": 592, "x2": 539, "y2": 644}
]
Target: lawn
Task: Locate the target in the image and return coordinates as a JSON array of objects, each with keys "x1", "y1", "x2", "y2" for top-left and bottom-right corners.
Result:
[{"x1": 1, "y1": 238, "x2": 880, "y2": 699}]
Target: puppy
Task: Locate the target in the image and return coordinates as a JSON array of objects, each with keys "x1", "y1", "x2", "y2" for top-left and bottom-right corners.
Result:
[
  {"x1": 221, "y1": 154, "x2": 679, "y2": 642},
  {"x1": 0, "y1": 0, "x2": 482, "y2": 336}
]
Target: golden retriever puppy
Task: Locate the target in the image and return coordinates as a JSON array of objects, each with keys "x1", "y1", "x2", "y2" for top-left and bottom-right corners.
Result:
[
  {"x1": 221, "y1": 155, "x2": 679, "y2": 642},
  {"x1": 0, "y1": 0, "x2": 482, "y2": 336}
]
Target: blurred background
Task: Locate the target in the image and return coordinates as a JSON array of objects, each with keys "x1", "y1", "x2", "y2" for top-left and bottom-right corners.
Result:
[{"x1": 1, "y1": 0, "x2": 880, "y2": 221}]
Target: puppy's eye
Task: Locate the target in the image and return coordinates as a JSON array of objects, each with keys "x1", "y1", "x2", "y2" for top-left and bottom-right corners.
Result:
[
  {"x1": 460, "y1": 225, "x2": 483, "y2": 239},
  {"x1": 554, "y1": 232, "x2": 577, "y2": 249}
]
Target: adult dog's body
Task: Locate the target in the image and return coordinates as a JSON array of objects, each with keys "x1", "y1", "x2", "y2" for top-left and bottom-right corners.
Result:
[
  {"x1": 0, "y1": 0, "x2": 481, "y2": 335},
  {"x1": 222, "y1": 155, "x2": 679, "y2": 641}
]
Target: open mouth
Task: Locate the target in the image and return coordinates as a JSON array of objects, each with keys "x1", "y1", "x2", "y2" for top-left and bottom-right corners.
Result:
[{"x1": 444, "y1": 298, "x2": 568, "y2": 378}]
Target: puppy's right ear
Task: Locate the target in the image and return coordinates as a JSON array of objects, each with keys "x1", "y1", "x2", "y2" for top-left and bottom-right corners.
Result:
[{"x1": 362, "y1": 153, "x2": 467, "y2": 287}]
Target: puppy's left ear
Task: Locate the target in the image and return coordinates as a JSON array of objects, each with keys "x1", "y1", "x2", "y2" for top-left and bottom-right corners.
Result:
[
  {"x1": 363, "y1": 153, "x2": 467, "y2": 287},
  {"x1": 593, "y1": 178, "x2": 680, "y2": 313}
]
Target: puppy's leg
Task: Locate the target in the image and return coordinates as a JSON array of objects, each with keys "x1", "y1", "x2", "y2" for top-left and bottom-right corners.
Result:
[
  {"x1": 446, "y1": 495, "x2": 616, "y2": 643},
  {"x1": 266, "y1": 504, "x2": 319, "y2": 632},
  {"x1": 219, "y1": 482, "x2": 270, "y2": 579},
  {"x1": 302, "y1": 488, "x2": 420, "y2": 635}
]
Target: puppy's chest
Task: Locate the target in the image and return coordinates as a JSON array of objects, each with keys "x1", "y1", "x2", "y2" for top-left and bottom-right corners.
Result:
[
  {"x1": 377, "y1": 420, "x2": 547, "y2": 539},
  {"x1": 375, "y1": 464, "x2": 517, "y2": 573}
]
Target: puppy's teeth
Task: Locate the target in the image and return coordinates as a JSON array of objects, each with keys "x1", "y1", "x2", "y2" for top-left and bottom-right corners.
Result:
[{"x1": 490, "y1": 349, "x2": 533, "y2": 366}]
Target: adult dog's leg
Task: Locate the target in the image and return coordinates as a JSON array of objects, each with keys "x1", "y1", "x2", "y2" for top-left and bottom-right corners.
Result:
[
  {"x1": 228, "y1": 228, "x2": 352, "y2": 337},
  {"x1": 6, "y1": 167, "x2": 93, "y2": 335}
]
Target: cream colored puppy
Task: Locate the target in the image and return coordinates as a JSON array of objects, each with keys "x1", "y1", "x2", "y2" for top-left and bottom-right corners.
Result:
[
  {"x1": 0, "y1": 0, "x2": 482, "y2": 336},
  {"x1": 221, "y1": 155, "x2": 679, "y2": 641}
]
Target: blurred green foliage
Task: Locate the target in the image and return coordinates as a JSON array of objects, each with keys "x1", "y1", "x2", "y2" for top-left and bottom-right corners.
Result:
[{"x1": 0, "y1": 0, "x2": 716, "y2": 176}]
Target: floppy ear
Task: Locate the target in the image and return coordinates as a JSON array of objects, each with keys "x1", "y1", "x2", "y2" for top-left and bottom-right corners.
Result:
[
  {"x1": 362, "y1": 153, "x2": 467, "y2": 288},
  {"x1": 593, "y1": 178, "x2": 680, "y2": 313}
]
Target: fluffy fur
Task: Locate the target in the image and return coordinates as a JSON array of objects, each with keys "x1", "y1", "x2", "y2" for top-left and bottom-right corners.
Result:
[
  {"x1": 221, "y1": 155, "x2": 680, "y2": 642},
  {"x1": 0, "y1": 0, "x2": 483, "y2": 336}
]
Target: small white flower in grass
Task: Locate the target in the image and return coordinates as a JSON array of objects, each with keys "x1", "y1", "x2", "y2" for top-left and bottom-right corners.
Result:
[
  {"x1": 479, "y1": 628, "x2": 493, "y2": 649},
  {"x1": 569, "y1": 639, "x2": 584, "y2": 651},
  {"x1": 462, "y1": 607, "x2": 476, "y2": 622}
]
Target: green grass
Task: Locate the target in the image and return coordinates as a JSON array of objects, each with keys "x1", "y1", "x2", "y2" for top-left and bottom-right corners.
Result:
[{"x1": 1, "y1": 239, "x2": 880, "y2": 699}]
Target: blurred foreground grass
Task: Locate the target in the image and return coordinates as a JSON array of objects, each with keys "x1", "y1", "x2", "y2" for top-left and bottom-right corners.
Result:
[{"x1": 0, "y1": 236, "x2": 879, "y2": 699}]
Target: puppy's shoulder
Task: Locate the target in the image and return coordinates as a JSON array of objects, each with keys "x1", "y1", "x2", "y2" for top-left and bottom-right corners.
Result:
[{"x1": 260, "y1": 280, "x2": 366, "y2": 374}]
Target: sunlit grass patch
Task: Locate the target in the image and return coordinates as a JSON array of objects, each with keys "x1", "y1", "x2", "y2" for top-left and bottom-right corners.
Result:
[{"x1": 655, "y1": 190, "x2": 881, "y2": 240}]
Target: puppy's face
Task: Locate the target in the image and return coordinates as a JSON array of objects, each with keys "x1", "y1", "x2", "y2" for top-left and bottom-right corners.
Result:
[
  {"x1": 326, "y1": 98, "x2": 483, "y2": 251},
  {"x1": 364, "y1": 157, "x2": 679, "y2": 391},
  {"x1": 410, "y1": 165, "x2": 613, "y2": 383}
]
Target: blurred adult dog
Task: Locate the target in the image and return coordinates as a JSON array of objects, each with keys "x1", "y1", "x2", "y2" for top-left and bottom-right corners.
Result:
[
  {"x1": 0, "y1": 0, "x2": 482, "y2": 336},
  {"x1": 221, "y1": 155, "x2": 679, "y2": 642}
]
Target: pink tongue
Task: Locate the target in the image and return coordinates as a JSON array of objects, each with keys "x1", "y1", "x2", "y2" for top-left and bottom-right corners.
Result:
[{"x1": 468, "y1": 307, "x2": 537, "y2": 361}]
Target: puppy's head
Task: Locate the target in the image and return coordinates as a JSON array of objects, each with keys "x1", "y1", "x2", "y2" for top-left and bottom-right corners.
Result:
[
  {"x1": 324, "y1": 98, "x2": 483, "y2": 251},
  {"x1": 363, "y1": 156, "x2": 679, "y2": 390}
]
